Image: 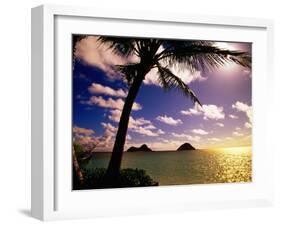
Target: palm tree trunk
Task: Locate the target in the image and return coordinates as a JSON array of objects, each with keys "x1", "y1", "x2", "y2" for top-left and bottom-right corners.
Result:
[
  {"x1": 105, "y1": 69, "x2": 147, "y2": 185},
  {"x1": 73, "y1": 146, "x2": 84, "y2": 185}
]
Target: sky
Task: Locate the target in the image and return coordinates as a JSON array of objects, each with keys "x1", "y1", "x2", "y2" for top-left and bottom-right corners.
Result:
[{"x1": 72, "y1": 36, "x2": 252, "y2": 151}]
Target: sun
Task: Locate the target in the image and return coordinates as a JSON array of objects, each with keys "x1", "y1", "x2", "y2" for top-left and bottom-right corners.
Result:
[
  {"x1": 214, "y1": 42, "x2": 231, "y2": 50},
  {"x1": 213, "y1": 42, "x2": 242, "y2": 75},
  {"x1": 214, "y1": 42, "x2": 237, "y2": 51}
]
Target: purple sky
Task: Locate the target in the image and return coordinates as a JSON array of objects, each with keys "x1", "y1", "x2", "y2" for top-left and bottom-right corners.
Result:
[{"x1": 73, "y1": 37, "x2": 252, "y2": 151}]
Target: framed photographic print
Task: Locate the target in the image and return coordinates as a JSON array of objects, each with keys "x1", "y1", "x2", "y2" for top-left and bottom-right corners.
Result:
[{"x1": 31, "y1": 4, "x2": 274, "y2": 221}]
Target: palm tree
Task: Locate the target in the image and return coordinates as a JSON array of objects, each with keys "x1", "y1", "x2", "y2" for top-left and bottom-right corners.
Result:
[
  {"x1": 72, "y1": 145, "x2": 84, "y2": 185},
  {"x1": 94, "y1": 37, "x2": 251, "y2": 185}
]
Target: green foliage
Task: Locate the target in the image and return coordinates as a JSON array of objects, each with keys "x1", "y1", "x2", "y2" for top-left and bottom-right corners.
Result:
[
  {"x1": 73, "y1": 143, "x2": 85, "y2": 162},
  {"x1": 119, "y1": 168, "x2": 156, "y2": 187},
  {"x1": 82, "y1": 168, "x2": 107, "y2": 189},
  {"x1": 73, "y1": 168, "x2": 158, "y2": 190}
]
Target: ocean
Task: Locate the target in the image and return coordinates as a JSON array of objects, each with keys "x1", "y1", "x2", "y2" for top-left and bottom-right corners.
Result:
[{"x1": 82, "y1": 147, "x2": 252, "y2": 185}]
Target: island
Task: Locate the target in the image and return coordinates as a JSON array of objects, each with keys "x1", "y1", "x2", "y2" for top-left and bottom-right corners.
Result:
[
  {"x1": 177, "y1": 143, "x2": 196, "y2": 151},
  {"x1": 127, "y1": 144, "x2": 152, "y2": 152}
]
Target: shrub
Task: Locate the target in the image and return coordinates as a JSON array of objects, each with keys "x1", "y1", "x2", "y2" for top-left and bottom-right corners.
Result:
[
  {"x1": 119, "y1": 168, "x2": 156, "y2": 187},
  {"x1": 73, "y1": 168, "x2": 158, "y2": 190}
]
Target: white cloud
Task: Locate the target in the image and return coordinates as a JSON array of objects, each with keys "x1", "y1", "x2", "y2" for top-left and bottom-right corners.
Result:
[
  {"x1": 130, "y1": 117, "x2": 152, "y2": 127},
  {"x1": 172, "y1": 132, "x2": 186, "y2": 138},
  {"x1": 171, "y1": 133, "x2": 187, "y2": 138},
  {"x1": 232, "y1": 101, "x2": 252, "y2": 119},
  {"x1": 132, "y1": 127, "x2": 163, "y2": 137},
  {"x1": 98, "y1": 122, "x2": 133, "y2": 150},
  {"x1": 215, "y1": 122, "x2": 224, "y2": 127},
  {"x1": 191, "y1": 129, "x2": 208, "y2": 135},
  {"x1": 74, "y1": 36, "x2": 138, "y2": 78},
  {"x1": 181, "y1": 103, "x2": 225, "y2": 120},
  {"x1": 143, "y1": 124, "x2": 156, "y2": 130},
  {"x1": 208, "y1": 137, "x2": 221, "y2": 142},
  {"x1": 202, "y1": 105, "x2": 225, "y2": 120},
  {"x1": 156, "y1": 115, "x2": 183, "y2": 126},
  {"x1": 157, "y1": 129, "x2": 165, "y2": 135},
  {"x1": 235, "y1": 127, "x2": 241, "y2": 131},
  {"x1": 143, "y1": 68, "x2": 159, "y2": 86},
  {"x1": 74, "y1": 136, "x2": 98, "y2": 151},
  {"x1": 73, "y1": 126, "x2": 98, "y2": 151},
  {"x1": 108, "y1": 109, "x2": 122, "y2": 122},
  {"x1": 108, "y1": 109, "x2": 148, "y2": 128},
  {"x1": 84, "y1": 96, "x2": 142, "y2": 111},
  {"x1": 98, "y1": 122, "x2": 117, "y2": 148},
  {"x1": 180, "y1": 106, "x2": 202, "y2": 116},
  {"x1": 101, "y1": 122, "x2": 117, "y2": 133},
  {"x1": 229, "y1": 114, "x2": 238, "y2": 119},
  {"x1": 171, "y1": 132, "x2": 201, "y2": 142},
  {"x1": 73, "y1": 126, "x2": 95, "y2": 136},
  {"x1": 232, "y1": 101, "x2": 252, "y2": 128},
  {"x1": 131, "y1": 123, "x2": 165, "y2": 137},
  {"x1": 108, "y1": 109, "x2": 164, "y2": 137},
  {"x1": 233, "y1": 131, "x2": 243, "y2": 137},
  {"x1": 158, "y1": 138, "x2": 170, "y2": 143},
  {"x1": 126, "y1": 134, "x2": 132, "y2": 140},
  {"x1": 245, "y1": 122, "x2": 252, "y2": 129},
  {"x1": 88, "y1": 83, "x2": 127, "y2": 97},
  {"x1": 144, "y1": 66, "x2": 207, "y2": 86}
]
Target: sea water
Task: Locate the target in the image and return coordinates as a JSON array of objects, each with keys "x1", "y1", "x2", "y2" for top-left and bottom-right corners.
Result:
[{"x1": 83, "y1": 147, "x2": 252, "y2": 185}]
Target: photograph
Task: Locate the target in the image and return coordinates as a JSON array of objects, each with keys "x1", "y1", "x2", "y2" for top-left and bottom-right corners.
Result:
[{"x1": 71, "y1": 35, "x2": 252, "y2": 190}]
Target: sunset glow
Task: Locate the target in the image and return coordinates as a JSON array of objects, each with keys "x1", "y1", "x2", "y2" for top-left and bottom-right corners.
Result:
[
  {"x1": 73, "y1": 38, "x2": 252, "y2": 152},
  {"x1": 72, "y1": 36, "x2": 252, "y2": 189}
]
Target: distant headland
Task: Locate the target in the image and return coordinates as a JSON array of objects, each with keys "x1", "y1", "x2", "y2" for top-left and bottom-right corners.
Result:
[
  {"x1": 176, "y1": 143, "x2": 196, "y2": 151},
  {"x1": 127, "y1": 144, "x2": 152, "y2": 152},
  {"x1": 126, "y1": 143, "x2": 196, "y2": 152}
]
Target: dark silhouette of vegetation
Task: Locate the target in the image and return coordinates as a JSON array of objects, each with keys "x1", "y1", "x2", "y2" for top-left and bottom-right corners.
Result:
[
  {"x1": 72, "y1": 143, "x2": 158, "y2": 189},
  {"x1": 177, "y1": 143, "x2": 196, "y2": 151},
  {"x1": 73, "y1": 168, "x2": 158, "y2": 190},
  {"x1": 127, "y1": 144, "x2": 152, "y2": 152},
  {"x1": 73, "y1": 36, "x2": 251, "y2": 187},
  {"x1": 72, "y1": 146, "x2": 84, "y2": 186},
  {"x1": 72, "y1": 143, "x2": 97, "y2": 187}
]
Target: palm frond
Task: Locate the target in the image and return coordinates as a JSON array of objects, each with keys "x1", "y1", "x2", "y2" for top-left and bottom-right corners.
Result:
[
  {"x1": 116, "y1": 63, "x2": 140, "y2": 85},
  {"x1": 98, "y1": 37, "x2": 137, "y2": 57},
  {"x1": 156, "y1": 64, "x2": 201, "y2": 106},
  {"x1": 158, "y1": 44, "x2": 251, "y2": 73},
  {"x1": 162, "y1": 40, "x2": 215, "y2": 51},
  {"x1": 72, "y1": 35, "x2": 87, "y2": 53},
  {"x1": 156, "y1": 40, "x2": 214, "y2": 59}
]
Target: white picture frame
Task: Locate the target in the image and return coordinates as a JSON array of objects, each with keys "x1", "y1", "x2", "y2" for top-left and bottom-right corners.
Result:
[{"x1": 31, "y1": 4, "x2": 274, "y2": 221}]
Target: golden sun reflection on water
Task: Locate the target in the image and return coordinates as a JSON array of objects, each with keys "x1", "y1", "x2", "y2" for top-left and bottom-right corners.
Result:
[
  {"x1": 202, "y1": 146, "x2": 252, "y2": 183},
  {"x1": 213, "y1": 146, "x2": 251, "y2": 154}
]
